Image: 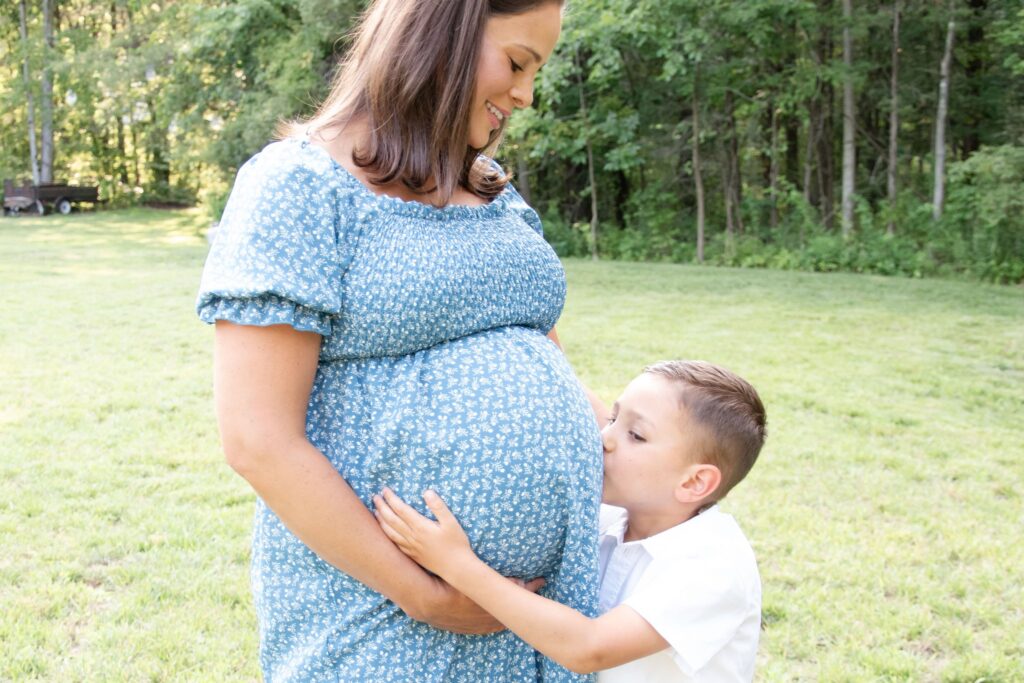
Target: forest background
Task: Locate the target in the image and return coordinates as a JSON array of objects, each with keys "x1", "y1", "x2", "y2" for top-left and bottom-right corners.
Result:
[{"x1": 2, "y1": 0, "x2": 1024, "y2": 282}]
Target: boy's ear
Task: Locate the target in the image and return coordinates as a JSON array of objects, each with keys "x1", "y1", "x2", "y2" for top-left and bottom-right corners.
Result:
[{"x1": 674, "y1": 463, "x2": 722, "y2": 504}]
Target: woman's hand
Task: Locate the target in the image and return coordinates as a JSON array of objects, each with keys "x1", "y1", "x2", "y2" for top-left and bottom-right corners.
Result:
[
  {"x1": 374, "y1": 488, "x2": 474, "y2": 578},
  {"x1": 412, "y1": 575, "x2": 540, "y2": 635}
]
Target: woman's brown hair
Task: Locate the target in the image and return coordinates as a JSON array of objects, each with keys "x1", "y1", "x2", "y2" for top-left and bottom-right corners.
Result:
[{"x1": 279, "y1": 0, "x2": 562, "y2": 206}]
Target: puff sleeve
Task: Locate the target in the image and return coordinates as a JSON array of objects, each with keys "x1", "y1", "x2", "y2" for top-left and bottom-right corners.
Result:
[
  {"x1": 196, "y1": 142, "x2": 346, "y2": 336},
  {"x1": 505, "y1": 183, "x2": 545, "y2": 238}
]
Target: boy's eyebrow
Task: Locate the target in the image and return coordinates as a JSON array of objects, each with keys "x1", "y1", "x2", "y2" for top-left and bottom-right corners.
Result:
[{"x1": 616, "y1": 405, "x2": 654, "y2": 429}]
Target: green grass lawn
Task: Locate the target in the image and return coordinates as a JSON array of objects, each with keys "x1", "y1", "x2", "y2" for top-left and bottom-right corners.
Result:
[{"x1": 1, "y1": 208, "x2": 1022, "y2": 681}]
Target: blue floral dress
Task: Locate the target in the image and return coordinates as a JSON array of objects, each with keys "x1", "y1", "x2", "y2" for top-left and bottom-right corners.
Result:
[{"x1": 196, "y1": 137, "x2": 603, "y2": 682}]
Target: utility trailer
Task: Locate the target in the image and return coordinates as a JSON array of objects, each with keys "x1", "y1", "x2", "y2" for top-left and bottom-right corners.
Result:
[{"x1": 3, "y1": 179, "x2": 100, "y2": 216}]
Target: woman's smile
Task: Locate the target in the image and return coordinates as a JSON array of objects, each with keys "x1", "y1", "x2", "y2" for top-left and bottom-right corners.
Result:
[{"x1": 485, "y1": 101, "x2": 508, "y2": 129}]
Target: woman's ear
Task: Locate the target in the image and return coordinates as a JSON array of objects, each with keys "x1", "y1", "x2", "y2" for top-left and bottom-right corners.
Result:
[{"x1": 674, "y1": 463, "x2": 722, "y2": 504}]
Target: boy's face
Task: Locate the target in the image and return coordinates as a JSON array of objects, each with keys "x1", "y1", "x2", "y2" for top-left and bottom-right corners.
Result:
[{"x1": 601, "y1": 373, "x2": 707, "y2": 511}]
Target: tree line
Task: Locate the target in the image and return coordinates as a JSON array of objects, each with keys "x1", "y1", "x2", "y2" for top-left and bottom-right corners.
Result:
[{"x1": 2, "y1": 0, "x2": 1022, "y2": 281}]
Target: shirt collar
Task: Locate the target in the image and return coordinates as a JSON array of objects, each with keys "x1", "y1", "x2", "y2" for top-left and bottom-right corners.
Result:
[
  {"x1": 621, "y1": 505, "x2": 724, "y2": 559},
  {"x1": 602, "y1": 509, "x2": 629, "y2": 544}
]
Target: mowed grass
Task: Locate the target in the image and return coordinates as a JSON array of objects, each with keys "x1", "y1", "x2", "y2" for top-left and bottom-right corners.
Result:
[{"x1": 1, "y1": 208, "x2": 1021, "y2": 681}]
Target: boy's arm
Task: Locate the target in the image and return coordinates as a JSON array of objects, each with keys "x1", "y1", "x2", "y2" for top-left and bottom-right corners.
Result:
[{"x1": 374, "y1": 489, "x2": 669, "y2": 674}]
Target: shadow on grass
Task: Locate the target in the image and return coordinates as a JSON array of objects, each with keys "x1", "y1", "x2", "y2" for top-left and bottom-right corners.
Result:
[{"x1": 4, "y1": 207, "x2": 210, "y2": 251}]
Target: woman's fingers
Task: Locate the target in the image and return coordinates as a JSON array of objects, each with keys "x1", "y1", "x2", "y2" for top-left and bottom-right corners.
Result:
[
  {"x1": 504, "y1": 576, "x2": 547, "y2": 593},
  {"x1": 522, "y1": 577, "x2": 547, "y2": 593}
]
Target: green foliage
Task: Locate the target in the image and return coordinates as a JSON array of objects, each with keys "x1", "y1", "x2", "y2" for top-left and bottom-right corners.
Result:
[
  {"x1": 540, "y1": 209, "x2": 590, "y2": 258},
  {"x1": 943, "y1": 145, "x2": 1024, "y2": 283},
  {"x1": 3, "y1": 0, "x2": 1023, "y2": 281}
]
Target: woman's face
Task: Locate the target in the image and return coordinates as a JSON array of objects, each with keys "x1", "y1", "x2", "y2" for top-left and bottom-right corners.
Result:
[{"x1": 468, "y1": 3, "x2": 562, "y2": 149}]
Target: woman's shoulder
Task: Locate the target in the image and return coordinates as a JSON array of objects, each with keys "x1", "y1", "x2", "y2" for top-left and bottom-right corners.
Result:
[
  {"x1": 489, "y1": 166, "x2": 542, "y2": 236},
  {"x1": 238, "y1": 137, "x2": 339, "y2": 190}
]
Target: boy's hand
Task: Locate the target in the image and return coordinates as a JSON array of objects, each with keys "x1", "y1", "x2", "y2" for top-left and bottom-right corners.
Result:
[{"x1": 374, "y1": 487, "x2": 475, "y2": 579}]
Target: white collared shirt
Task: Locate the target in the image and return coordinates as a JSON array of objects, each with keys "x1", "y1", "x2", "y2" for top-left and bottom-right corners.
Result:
[{"x1": 596, "y1": 504, "x2": 761, "y2": 683}]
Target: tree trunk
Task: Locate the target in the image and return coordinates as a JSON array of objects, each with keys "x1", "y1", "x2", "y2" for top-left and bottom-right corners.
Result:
[
  {"x1": 840, "y1": 0, "x2": 856, "y2": 237},
  {"x1": 723, "y1": 150, "x2": 735, "y2": 239},
  {"x1": 584, "y1": 140, "x2": 599, "y2": 260},
  {"x1": 804, "y1": 99, "x2": 817, "y2": 209},
  {"x1": 146, "y1": 96, "x2": 171, "y2": 191},
  {"x1": 821, "y1": 80, "x2": 835, "y2": 229},
  {"x1": 812, "y1": 0, "x2": 836, "y2": 229},
  {"x1": 692, "y1": 68, "x2": 706, "y2": 264},
  {"x1": 723, "y1": 90, "x2": 743, "y2": 237},
  {"x1": 116, "y1": 117, "x2": 130, "y2": 185},
  {"x1": 769, "y1": 102, "x2": 780, "y2": 229},
  {"x1": 961, "y1": 0, "x2": 986, "y2": 157},
  {"x1": 576, "y1": 51, "x2": 599, "y2": 260},
  {"x1": 18, "y1": 0, "x2": 40, "y2": 185},
  {"x1": 614, "y1": 171, "x2": 629, "y2": 228},
  {"x1": 131, "y1": 124, "x2": 140, "y2": 187},
  {"x1": 729, "y1": 94, "x2": 744, "y2": 234},
  {"x1": 785, "y1": 114, "x2": 800, "y2": 188},
  {"x1": 40, "y1": 0, "x2": 55, "y2": 183},
  {"x1": 887, "y1": 1, "x2": 901, "y2": 235},
  {"x1": 110, "y1": 2, "x2": 130, "y2": 189},
  {"x1": 933, "y1": 12, "x2": 956, "y2": 221},
  {"x1": 515, "y1": 154, "x2": 532, "y2": 207}
]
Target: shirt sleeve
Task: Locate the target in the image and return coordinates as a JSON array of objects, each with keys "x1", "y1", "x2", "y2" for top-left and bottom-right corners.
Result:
[
  {"x1": 482, "y1": 156, "x2": 542, "y2": 238},
  {"x1": 623, "y1": 553, "x2": 755, "y2": 676},
  {"x1": 196, "y1": 142, "x2": 347, "y2": 336},
  {"x1": 506, "y1": 184, "x2": 544, "y2": 237}
]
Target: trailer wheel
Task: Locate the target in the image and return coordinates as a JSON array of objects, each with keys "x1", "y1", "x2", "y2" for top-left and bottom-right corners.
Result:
[{"x1": 56, "y1": 198, "x2": 72, "y2": 215}]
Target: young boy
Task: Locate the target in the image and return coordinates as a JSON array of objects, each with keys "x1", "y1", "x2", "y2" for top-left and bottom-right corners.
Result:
[{"x1": 374, "y1": 360, "x2": 767, "y2": 681}]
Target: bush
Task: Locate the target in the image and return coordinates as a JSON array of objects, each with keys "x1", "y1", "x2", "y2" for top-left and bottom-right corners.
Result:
[
  {"x1": 201, "y1": 185, "x2": 231, "y2": 223},
  {"x1": 943, "y1": 145, "x2": 1024, "y2": 283},
  {"x1": 539, "y1": 146, "x2": 1024, "y2": 284},
  {"x1": 541, "y1": 210, "x2": 589, "y2": 258}
]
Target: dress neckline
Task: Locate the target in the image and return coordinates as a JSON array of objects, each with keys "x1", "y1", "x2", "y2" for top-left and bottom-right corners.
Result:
[{"x1": 293, "y1": 136, "x2": 511, "y2": 221}]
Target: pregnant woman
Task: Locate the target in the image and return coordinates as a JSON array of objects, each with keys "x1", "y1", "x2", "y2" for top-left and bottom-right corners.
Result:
[{"x1": 196, "y1": 0, "x2": 602, "y2": 680}]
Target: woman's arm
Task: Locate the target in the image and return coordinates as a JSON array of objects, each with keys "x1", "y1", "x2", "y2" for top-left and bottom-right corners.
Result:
[
  {"x1": 375, "y1": 489, "x2": 669, "y2": 673},
  {"x1": 547, "y1": 326, "x2": 610, "y2": 426},
  {"x1": 214, "y1": 321, "x2": 514, "y2": 634}
]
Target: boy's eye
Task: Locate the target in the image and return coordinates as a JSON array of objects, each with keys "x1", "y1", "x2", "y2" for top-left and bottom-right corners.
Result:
[
  {"x1": 606, "y1": 414, "x2": 617, "y2": 424},
  {"x1": 629, "y1": 431, "x2": 646, "y2": 443},
  {"x1": 510, "y1": 58, "x2": 523, "y2": 73}
]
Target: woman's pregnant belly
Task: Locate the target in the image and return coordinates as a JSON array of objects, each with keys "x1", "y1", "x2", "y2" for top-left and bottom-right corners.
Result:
[{"x1": 308, "y1": 325, "x2": 603, "y2": 578}]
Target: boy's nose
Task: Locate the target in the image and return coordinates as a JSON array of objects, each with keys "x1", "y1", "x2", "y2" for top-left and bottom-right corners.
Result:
[{"x1": 600, "y1": 427, "x2": 615, "y2": 452}]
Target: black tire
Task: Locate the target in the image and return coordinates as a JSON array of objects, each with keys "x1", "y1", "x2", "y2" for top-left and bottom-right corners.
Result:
[{"x1": 56, "y1": 198, "x2": 72, "y2": 215}]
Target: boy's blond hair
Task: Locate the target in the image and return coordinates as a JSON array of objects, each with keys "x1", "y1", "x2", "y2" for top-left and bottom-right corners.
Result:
[{"x1": 644, "y1": 360, "x2": 766, "y2": 501}]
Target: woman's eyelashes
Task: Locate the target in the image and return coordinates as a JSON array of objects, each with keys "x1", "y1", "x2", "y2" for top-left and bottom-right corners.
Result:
[{"x1": 510, "y1": 58, "x2": 523, "y2": 73}]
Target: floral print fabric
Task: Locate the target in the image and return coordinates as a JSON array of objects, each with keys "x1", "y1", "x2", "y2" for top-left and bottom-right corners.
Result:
[{"x1": 197, "y1": 137, "x2": 603, "y2": 682}]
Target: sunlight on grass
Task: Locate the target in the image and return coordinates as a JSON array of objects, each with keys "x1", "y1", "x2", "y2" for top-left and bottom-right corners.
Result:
[{"x1": 1, "y1": 209, "x2": 1021, "y2": 680}]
